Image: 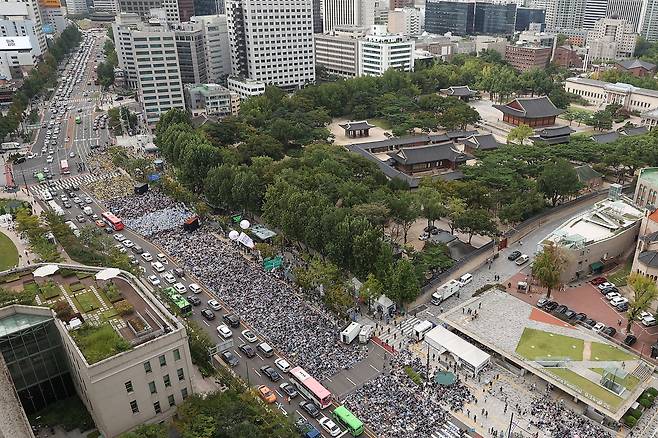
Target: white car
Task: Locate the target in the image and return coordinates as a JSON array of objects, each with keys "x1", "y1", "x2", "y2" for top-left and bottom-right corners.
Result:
[
  {"x1": 606, "y1": 291, "x2": 621, "y2": 301},
  {"x1": 641, "y1": 314, "x2": 657, "y2": 327},
  {"x1": 141, "y1": 252, "x2": 153, "y2": 262},
  {"x1": 173, "y1": 282, "x2": 187, "y2": 293},
  {"x1": 592, "y1": 322, "x2": 606, "y2": 333},
  {"x1": 189, "y1": 283, "x2": 202, "y2": 294},
  {"x1": 610, "y1": 297, "x2": 628, "y2": 307},
  {"x1": 122, "y1": 239, "x2": 134, "y2": 248},
  {"x1": 458, "y1": 273, "x2": 473, "y2": 286},
  {"x1": 162, "y1": 272, "x2": 176, "y2": 284},
  {"x1": 151, "y1": 261, "x2": 166, "y2": 273},
  {"x1": 598, "y1": 282, "x2": 616, "y2": 290},
  {"x1": 242, "y1": 329, "x2": 258, "y2": 343},
  {"x1": 318, "y1": 417, "x2": 341, "y2": 437},
  {"x1": 46, "y1": 155, "x2": 53, "y2": 163},
  {"x1": 216, "y1": 324, "x2": 232, "y2": 339},
  {"x1": 147, "y1": 275, "x2": 160, "y2": 286},
  {"x1": 274, "y1": 358, "x2": 291, "y2": 373},
  {"x1": 156, "y1": 253, "x2": 167, "y2": 263},
  {"x1": 208, "y1": 299, "x2": 221, "y2": 311}
]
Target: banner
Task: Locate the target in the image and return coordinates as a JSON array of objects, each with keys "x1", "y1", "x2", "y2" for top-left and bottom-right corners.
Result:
[{"x1": 237, "y1": 232, "x2": 254, "y2": 249}]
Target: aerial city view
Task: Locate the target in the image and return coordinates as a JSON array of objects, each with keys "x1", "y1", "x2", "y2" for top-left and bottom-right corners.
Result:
[{"x1": 6, "y1": 1, "x2": 658, "y2": 438}]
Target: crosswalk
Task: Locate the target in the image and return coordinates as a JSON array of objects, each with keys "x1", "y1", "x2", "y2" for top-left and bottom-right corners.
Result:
[
  {"x1": 30, "y1": 170, "x2": 121, "y2": 198},
  {"x1": 378, "y1": 316, "x2": 421, "y2": 345},
  {"x1": 432, "y1": 420, "x2": 463, "y2": 438}
]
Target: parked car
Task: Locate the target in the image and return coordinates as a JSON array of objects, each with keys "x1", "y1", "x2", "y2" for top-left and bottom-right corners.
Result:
[
  {"x1": 239, "y1": 343, "x2": 256, "y2": 358},
  {"x1": 189, "y1": 283, "x2": 202, "y2": 294},
  {"x1": 598, "y1": 282, "x2": 616, "y2": 290},
  {"x1": 544, "y1": 301, "x2": 558, "y2": 311},
  {"x1": 217, "y1": 324, "x2": 232, "y2": 339},
  {"x1": 610, "y1": 297, "x2": 629, "y2": 308},
  {"x1": 207, "y1": 299, "x2": 221, "y2": 311},
  {"x1": 602, "y1": 326, "x2": 617, "y2": 337},
  {"x1": 573, "y1": 312, "x2": 587, "y2": 322},
  {"x1": 623, "y1": 334, "x2": 637, "y2": 346},
  {"x1": 641, "y1": 313, "x2": 657, "y2": 327},
  {"x1": 583, "y1": 318, "x2": 597, "y2": 328},
  {"x1": 274, "y1": 358, "x2": 291, "y2": 373},
  {"x1": 537, "y1": 297, "x2": 548, "y2": 308},
  {"x1": 617, "y1": 302, "x2": 629, "y2": 312},
  {"x1": 221, "y1": 351, "x2": 239, "y2": 367},
  {"x1": 554, "y1": 305, "x2": 568, "y2": 314},
  {"x1": 201, "y1": 308, "x2": 215, "y2": 320},
  {"x1": 563, "y1": 310, "x2": 576, "y2": 320},
  {"x1": 223, "y1": 313, "x2": 240, "y2": 328},
  {"x1": 260, "y1": 366, "x2": 282, "y2": 382},
  {"x1": 592, "y1": 322, "x2": 606, "y2": 333},
  {"x1": 515, "y1": 254, "x2": 530, "y2": 265},
  {"x1": 279, "y1": 382, "x2": 298, "y2": 398},
  {"x1": 299, "y1": 400, "x2": 320, "y2": 418},
  {"x1": 507, "y1": 250, "x2": 522, "y2": 261},
  {"x1": 242, "y1": 330, "x2": 258, "y2": 343},
  {"x1": 605, "y1": 291, "x2": 621, "y2": 301},
  {"x1": 186, "y1": 295, "x2": 201, "y2": 306},
  {"x1": 600, "y1": 286, "x2": 619, "y2": 295},
  {"x1": 591, "y1": 277, "x2": 607, "y2": 285}
]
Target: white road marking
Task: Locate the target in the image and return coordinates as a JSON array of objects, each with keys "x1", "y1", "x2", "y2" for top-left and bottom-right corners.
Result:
[
  {"x1": 275, "y1": 390, "x2": 284, "y2": 398},
  {"x1": 253, "y1": 369, "x2": 261, "y2": 377},
  {"x1": 233, "y1": 349, "x2": 242, "y2": 358},
  {"x1": 203, "y1": 321, "x2": 210, "y2": 327},
  {"x1": 369, "y1": 364, "x2": 379, "y2": 372},
  {"x1": 345, "y1": 376, "x2": 357, "y2": 386},
  {"x1": 256, "y1": 353, "x2": 264, "y2": 361}
]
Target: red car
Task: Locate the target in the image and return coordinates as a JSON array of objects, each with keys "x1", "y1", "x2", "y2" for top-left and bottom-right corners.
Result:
[{"x1": 591, "y1": 277, "x2": 607, "y2": 285}]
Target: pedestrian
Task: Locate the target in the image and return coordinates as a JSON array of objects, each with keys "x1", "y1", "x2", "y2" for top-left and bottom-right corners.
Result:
[{"x1": 478, "y1": 302, "x2": 481, "y2": 309}]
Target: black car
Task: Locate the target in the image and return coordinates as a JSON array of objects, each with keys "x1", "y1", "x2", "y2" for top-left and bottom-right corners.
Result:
[
  {"x1": 507, "y1": 250, "x2": 522, "y2": 261},
  {"x1": 617, "y1": 302, "x2": 629, "y2": 312},
  {"x1": 544, "y1": 301, "x2": 558, "y2": 311},
  {"x1": 563, "y1": 310, "x2": 576, "y2": 320},
  {"x1": 221, "y1": 351, "x2": 239, "y2": 367},
  {"x1": 299, "y1": 400, "x2": 320, "y2": 418},
  {"x1": 583, "y1": 318, "x2": 597, "y2": 328},
  {"x1": 602, "y1": 326, "x2": 617, "y2": 337},
  {"x1": 239, "y1": 343, "x2": 256, "y2": 358},
  {"x1": 104, "y1": 226, "x2": 113, "y2": 234},
  {"x1": 279, "y1": 382, "x2": 298, "y2": 398},
  {"x1": 624, "y1": 334, "x2": 637, "y2": 346},
  {"x1": 260, "y1": 366, "x2": 282, "y2": 382},
  {"x1": 573, "y1": 312, "x2": 587, "y2": 322},
  {"x1": 554, "y1": 305, "x2": 568, "y2": 314},
  {"x1": 223, "y1": 313, "x2": 240, "y2": 328},
  {"x1": 187, "y1": 295, "x2": 201, "y2": 306},
  {"x1": 173, "y1": 268, "x2": 185, "y2": 278},
  {"x1": 201, "y1": 308, "x2": 215, "y2": 320},
  {"x1": 601, "y1": 286, "x2": 619, "y2": 295}
]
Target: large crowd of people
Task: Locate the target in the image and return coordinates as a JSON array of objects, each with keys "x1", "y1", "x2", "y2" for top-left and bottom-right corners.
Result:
[
  {"x1": 106, "y1": 191, "x2": 191, "y2": 236},
  {"x1": 344, "y1": 350, "x2": 474, "y2": 438},
  {"x1": 152, "y1": 226, "x2": 368, "y2": 380},
  {"x1": 530, "y1": 399, "x2": 613, "y2": 438}
]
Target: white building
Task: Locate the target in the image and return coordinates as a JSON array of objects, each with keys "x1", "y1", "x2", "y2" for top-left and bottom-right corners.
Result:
[
  {"x1": 641, "y1": 0, "x2": 658, "y2": 42},
  {"x1": 545, "y1": 0, "x2": 586, "y2": 31},
  {"x1": 226, "y1": 0, "x2": 315, "y2": 91},
  {"x1": 227, "y1": 75, "x2": 265, "y2": 100},
  {"x1": 321, "y1": 0, "x2": 376, "y2": 32},
  {"x1": 66, "y1": 0, "x2": 89, "y2": 15},
  {"x1": 387, "y1": 7, "x2": 421, "y2": 36},
  {"x1": 112, "y1": 13, "x2": 141, "y2": 88},
  {"x1": 39, "y1": 4, "x2": 68, "y2": 36},
  {"x1": 314, "y1": 25, "x2": 366, "y2": 78},
  {"x1": 586, "y1": 18, "x2": 637, "y2": 61},
  {"x1": 184, "y1": 83, "x2": 239, "y2": 117},
  {"x1": 4, "y1": 0, "x2": 46, "y2": 56},
  {"x1": 565, "y1": 77, "x2": 658, "y2": 112},
  {"x1": 0, "y1": 36, "x2": 35, "y2": 80},
  {"x1": 358, "y1": 33, "x2": 414, "y2": 76},
  {"x1": 189, "y1": 15, "x2": 231, "y2": 83},
  {"x1": 93, "y1": 0, "x2": 119, "y2": 14}
]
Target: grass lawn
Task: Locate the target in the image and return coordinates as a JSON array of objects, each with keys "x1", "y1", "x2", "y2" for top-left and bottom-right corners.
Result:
[
  {"x1": 607, "y1": 259, "x2": 632, "y2": 286},
  {"x1": 100, "y1": 308, "x2": 118, "y2": 320},
  {"x1": 0, "y1": 231, "x2": 19, "y2": 271},
  {"x1": 369, "y1": 118, "x2": 392, "y2": 130},
  {"x1": 74, "y1": 292, "x2": 101, "y2": 313},
  {"x1": 70, "y1": 323, "x2": 131, "y2": 364},
  {"x1": 40, "y1": 282, "x2": 61, "y2": 300},
  {"x1": 590, "y1": 368, "x2": 640, "y2": 391},
  {"x1": 548, "y1": 368, "x2": 624, "y2": 409},
  {"x1": 590, "y1": 342, "x2": 636, "y2": 361},
  {"x1": 516, "y1": 328, "x2": 584, "y2": 361}
]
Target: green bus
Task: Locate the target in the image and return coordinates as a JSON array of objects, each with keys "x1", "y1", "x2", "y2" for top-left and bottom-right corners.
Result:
[
  {"x1": 331, "y1": 405, "x2": 364, "y2": 436},
  {"x1": 163, "y1": 287, "x2": 192, "y2": 317},
  {"x1": 36, "y1": 172, "x2": 46, "y2": 183},
  {"x1": 75, "y1": 116, "x2": 82, "y2": 124}
]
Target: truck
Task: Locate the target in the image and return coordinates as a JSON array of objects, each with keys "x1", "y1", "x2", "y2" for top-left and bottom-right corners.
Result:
[
  {"x1": 431, "y1": 279, "x2": 461, "y2": 305},
  {"x1": 65, "y1": 220, "x2": 80, "y2": 237},
  {"x1": 1, "y1": 142, "x2": 20, "y2": 151},
  {"x1": 47, "y1": 200, "x2": 64, "y2": 217},
  {"x1": 412, "y1": 320, "x2": 435, "y2": 341},
  {"x1": 340, "y1": 322, "x2": 362, "y2": 344},
  {"x1": 358, "y1": 325, "x2": 373, "y2": 344}
]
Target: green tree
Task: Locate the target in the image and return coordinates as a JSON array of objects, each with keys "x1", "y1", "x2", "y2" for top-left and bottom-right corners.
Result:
[
  {"x1": 416, "y1": 186, "x2": 448, "y2": 230},
  {"x1": 453, "y1": 208, "x2": 498, "y2": 244},
  {"x1": 360, "y1": 273, "x2": 384, "y2": 309},
  {"x1": 590, "y1": 109, "x2": 613, "y2": 131},
  {"x1": 388, "y1": 192, "x2": 420, "y2": 244},
  {"x1": 625, "y1": 273, "x2": 658, "y2": 334},
  {"x1": 507, "y1": 124, "x2": 534, "y2": 145},
  {"x1": 388, "y1": 258, "x2": 420, "y2": 307},
  {"x1": 537, "y1": 159, "x2": 582, "y2": 206},
  {"x1": 121, "y1": 423, "x2": 168, "y2": 438},
  {"x1": 531, "y1": 242, "x2": 567, "y2": 299}
]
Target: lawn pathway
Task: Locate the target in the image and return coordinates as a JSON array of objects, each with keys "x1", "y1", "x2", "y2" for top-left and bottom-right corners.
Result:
[{"x1": 583, "y1": 341, "x2": 592, "y2": 361}]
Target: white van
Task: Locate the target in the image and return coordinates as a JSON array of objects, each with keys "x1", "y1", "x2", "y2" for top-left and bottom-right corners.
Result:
[
  {"x1": 458, "y1": 273, "x2": 473, "y2": 286},
  {"x1": 257, "y1": 342, "x2": 274, "y2": 357},
  {"x1": 83, "y1": 206, "x2": 93, "y2": 216}
]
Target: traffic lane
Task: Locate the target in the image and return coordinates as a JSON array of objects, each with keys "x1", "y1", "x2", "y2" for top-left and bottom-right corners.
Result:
[{"x1": 323, "y1": 342, "x2": 385, "y2": 400}]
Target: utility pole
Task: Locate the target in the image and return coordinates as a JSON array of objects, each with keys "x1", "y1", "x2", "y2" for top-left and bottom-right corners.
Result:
[{"x1": 507, "y1": 412, "x2": 514, "y2": 438}]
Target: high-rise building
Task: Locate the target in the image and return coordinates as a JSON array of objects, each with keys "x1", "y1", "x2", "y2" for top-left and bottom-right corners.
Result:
[
  {"x1": 7, "y1": 0, "x2": 46, "y2": 55},
  {"x1": 93, "y1": 0, "x2": 119, "y2": 13},
  {"x1": 587, "y1": 17, "x2": 637, "y2": 60},
  {"x1": 358, "y1": 33, "x2": 414, "y2": 76},
  {"x1": 0, "y1": 36, "x2": 36, "y2": 79},
  {"x1": 113, "y1": 12, "x2": 141, "y2": 88},
  {"x1": 387, "y1": 7, "x2": 421, "y2": 35},
  {"x1": 583, "y1": 0, "x2": 607, "y2": 29},
  {"x1": 174, "y1": 23, "x2": 207, "y2": 84},
  {"x1": 321, "y1": 0, "x2": 376, "y2": 32},
  {"x1": 607, "y1": 0, "x2": 644, "y2": 32},
  {"x1": 314, "y1": 25, "x2": 366, "y2": 77},
  {"x1": 67, "y1": 0, "x2": 89, "y2": 15},
  {"x1": 118, "y1": 0, "x2": 163, "y2": 19},
  {"x1": 193, "y1": 0, "x2": 222, "y2": 16},
  {"x1": 425, "y1": 1, "x2": 475, "y2": 35},
  {"x1": 190, "y1": 14, "x2": 231, "y2": 83},
  {"x1": 545, "y1": 0, "x2": 586, "y2": 30},
  {"x1": 389, "y1": 0, "x2": 412, "y2": 8},
  {"x1": 641, "y1": 0, "x2": 658, "y2": 41},
  {"x1": 313, "y1": 0, "x2": 323, "y2": 33},
  {"x1": 0, "y1": 3, "x2": 44, "y2": 58},
  {"x1": 39, "y1": 0, "x2": 67, "y2": 35},
  {"x1": 474, "y1": 2, "x2": 516, "y2": 35},
  {"x1": 515, "y1": 7, "x2": 545, "y2": 31},
  {"x1": 118, "y1": 0, "x2": 181, "y2": 22},
  {"x1": 226, "y1": 0, "x2": 315, "y2": 90}
]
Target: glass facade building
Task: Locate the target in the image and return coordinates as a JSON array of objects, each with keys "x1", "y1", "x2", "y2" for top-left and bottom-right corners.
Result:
[
  {"x1": 515, "y1": 7, "x2": 546, "y2": 31},
  {"x1": 425, "y1": 1, "x2": 475, "y2": 36},
  {"x1": 0, "y1": 312, "x2": 75, "y2": 414},
  {"x1": 474, "y1": 3, "x2": 516, "y2": 35}
]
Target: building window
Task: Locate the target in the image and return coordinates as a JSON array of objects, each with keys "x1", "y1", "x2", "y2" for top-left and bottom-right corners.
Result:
[
  {"x1": 174, "y1": 348, "x2": 181, "y2": 361},
  {"x1": 159, "y1": 355, "x2": 167, "y2": 367},
  {"x1": 130, "y1": 400, "x2": 139, "y2": 414},
  {"x1": 144, "y1": 361, "x2": 152, "y2": 373},
  {"x1": 154, "y1": 401, "x2": 161, "y2": 414},
  {"x1": 149, "y1": 381, "x2": 157, "y2": 394},
  {"x1": 168, "y1": 394, "x2": 175, "y2": 407},
  {"x1": 177, "y1": 368, "x2": 185, "y2": 381},
  {"x1": 181, "y1": 388, "x2": 188, "y2": 399},
  {"x1": 125, "y1": 381, "x2": 133, "y2": 393},
  {"x1": 164, "y1": 374, "x2": 171, "y2": 387}
]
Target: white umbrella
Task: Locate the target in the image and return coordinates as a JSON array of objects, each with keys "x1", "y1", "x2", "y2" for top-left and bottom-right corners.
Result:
[
  {"x1": 228, "y1": 230, "x2": 240, "y2": 241},
  {"x1": 33, "y1": 264, "x2": 59, "y2": 278},
  {"x1": 95, "y1": 268, "x2": 121, "y2": 281},
  {"x1": 239, "y1": 219, "x2": 250, "y2": 230}
]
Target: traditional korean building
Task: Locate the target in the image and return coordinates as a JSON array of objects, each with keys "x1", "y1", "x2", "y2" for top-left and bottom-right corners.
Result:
[{"x1": 493, "y1": 96, "x2": 563, "y2": 127}]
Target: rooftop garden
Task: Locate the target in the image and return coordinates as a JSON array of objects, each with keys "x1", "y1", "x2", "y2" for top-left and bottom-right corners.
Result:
[{"x1": 70, "y1": 323, "x2": 131, "y2": 364}]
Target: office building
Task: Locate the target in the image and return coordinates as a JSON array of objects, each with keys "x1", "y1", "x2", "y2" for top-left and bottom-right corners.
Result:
[
  {"x1": 545, "y1": 0, "x2": 585, "y2": 30},
  {"x1": 583, "y1": 0, "x2": 607, "y2": 29},
  {"x1": 118, "y1": 0, "x2": 181, "y2": 22},
  {"x1": 358, "y1": 33, "x2": 414, "y2": 76},
  {"x1": 565, "y1": 77, "x2": 658, "y2": 113},
  {"x1": 190, "y1": 14, "x2": 230, "y2": 83},
  {"x1": 389, "y1": 0, "x2": 412, "y2": 7},
  {"x1": 504, "y1": 44, "x2": 552, "y2": 72},
  {"x1": 0, "y1": 36, "x2": 36, "y2": 79},
  {"x1": 227, "y1": 75, "x2": 265, "y2": 99},
  {"x1": 425, "y1": 1, "x2": 475, "y2": 35},
  {"x1": 517, "y1": 29, "x2": 556, "y2": 47},
  {"x1": 515, "y1": 7, "x2": 545, "y2": 31},
  {"x1": 184, "y1": 83, "x2": 239, "y2": 116},
  {"x1": 313, "y1": 0, "x2": 323, "y2": 33},
  {"x1": 314, "y1": 25, "x2": 365, "y2": 78},
  {"x1": 5, "y1": 0, "x2": 46, "y2": 56},
  {"x1": 0, "y1": 265, "x2": 194, "y2": 438},
  {"x1": 112, "y1": 13, "x2": 141, "y2": 88},
  {"x1": 322, "y1": 0, "x2": 376, "y2": 32},
  {"x1": 226, "y1": 0, "x2": 315, "y2": 91},
  {"x1": 553, "y1": 45, "x2": 583, "y2": 68},
  {"x1": 39, "y1": 2, "x2": 67, "y2": 35},
  {"x1": 607, "y1": 0, "x2": 644, "y2": 31},
  {"x1": 474, "y1": 2, "x2": 516, "y2": 35},
  {"x1": 67, "y1": 0, "x2": 89, "y2": 15},
  {"x1": 586, "y1": 18, "x2": 637, "y2": 61},
  {"x1": 193, "y1": 0, "x2": 224, "y2": 15},
  {"x1": 93, "y1": 0, "x2": 119, "y2": 13},
  {"x1": 174, "y1": 23, "x2": 207, "y2": 84},
  {"x1": 387, "y1": 7, "x2": 421, "y2": 35},
  {"x1": 642, "y1": 0, "x2": 658, "y2": 41}
]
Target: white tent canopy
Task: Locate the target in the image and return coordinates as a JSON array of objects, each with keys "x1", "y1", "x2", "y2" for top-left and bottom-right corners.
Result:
[
  {"x1": 33, "y1": 264, "x2": 59, "y2": 277},
  {"x1": 425, "y1": 325, "x2": 490, "y2": 376},
  {"x1": 95, "y1": 268, "x2": 121, "y2": 281}
]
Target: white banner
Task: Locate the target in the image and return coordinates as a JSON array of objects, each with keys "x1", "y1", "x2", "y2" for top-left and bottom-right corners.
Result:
[{"x1": 237, "y1": 232, "x2": 255, "y2": 249}]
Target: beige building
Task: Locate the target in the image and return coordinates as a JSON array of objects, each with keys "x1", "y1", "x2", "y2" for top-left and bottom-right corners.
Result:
[
  {"x1": 539, "y1": 185, "x2": 643, "y2": 282},
  {"x1": 631, "y1": 210, "x2": 658, "y2": 281},
  {"x1": 0, "y1": 264, "x2": 194, "y2": 438},
  {"x1": 314, "y1": 25, "x2": 366, "y2": 78},
  {"x1": 565, "y1": 77, "x2": 658, "y2": 112},
  {"x1": 586, "y1": 18, "x2": 637, "y2": 61}
]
